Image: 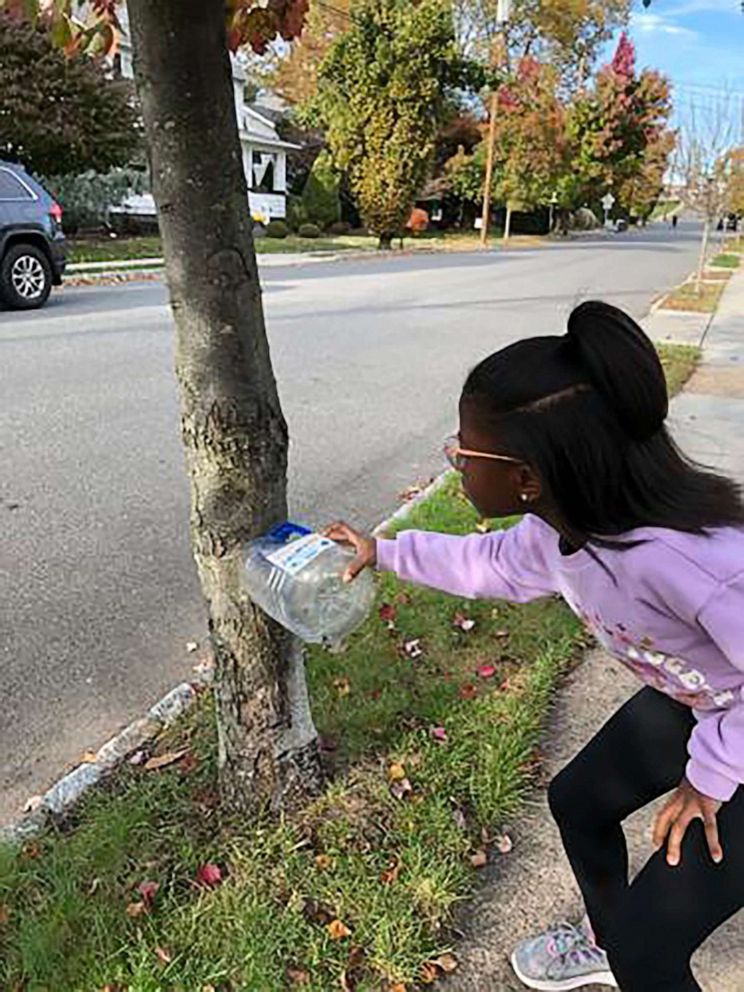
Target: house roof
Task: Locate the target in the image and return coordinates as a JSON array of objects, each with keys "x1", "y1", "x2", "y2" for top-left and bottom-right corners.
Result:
[{"x1": 239, "y1": 106, "x2": 300, "y2": 151}]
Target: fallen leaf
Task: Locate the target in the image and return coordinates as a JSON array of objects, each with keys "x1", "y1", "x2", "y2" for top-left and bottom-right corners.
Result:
[
  {"x1": 388, "y1": 762, "x2": 406, "y2": 782},
  {"x1": 420, "y1": 962, "x2": 439, "y2": 984},
  {"x1": 129, "y1": 750, "x2": 147, "y2": 766},
  {"x1": 433, "y1": 953, "x2": 459, "y2": 974},
  {"x1": 327, "y1": 918, "x2": 352, "y2": 940},
  {"x1": 341, "y1": 945, "x2": 366, "y2": 990},
  {"x1": 186, "y1": 641, "x2": 199, "y2": 653},
  {"x1": 192, "y1": 789, "x2": 219, "y2": 812},
  {"x1": 79, "y1": 750, "x2": 98, "y2": 764},
  {"x1": 389, "y1": 777, "x2": 413, "y2": 801},
  {"x1": 429, "y1": 726, "x2": 447, "y2": 743},
  {"x1": 495, "y1": 833, "x2": 513, "y2": 855},
  {"x1": 126, "y1": 900, "x2": 147, "y2": 918},
  {"x1": 178, "y1": 752, "x2": 200, "y2": 776},
  {"x1": 302, "y1": 898, "x2": 336, "y2": 926},
  {"x1": 389, "y1": 985, "x2": 407, "y2": 992},
  {"x1": 470, "y1": 849, "x2": 488, "y2": 868},
  {"x1": 22, "y1": 795, "x2": 42, "y2": 815},
  {"x1": 287, "y1": 966, "x2": 311, "y2": 985},
  {"x1": 314, "y1": 854, "x2": 333, "y2": 871},
  {"x1": 195, "y1": 863, "x2": 223, "y2": 888},
  {"x1": 403, "y1": 638, "x2": 423, "y2": 659},
  {"x1": 379, "y1": 602, "x2": 397, "y2": 626},
  {"x1": 453, "y1": 611, "x2": 476, "y2": 632},
  {"x1": 0, "y1": 905, "x2": 10, "y2": 925},
  {"x1": 380, "y1": 859, "x2": 401, "y2": 885},
  {"x1": 477, "y1": 663, "x2": 497, "y2": 679},
  {"x1": 495, "y1": 629, "x2": 510, "y2": 639},
  {"x1": 88, "y1": 877, "x2": 102, "y2": 896},
  {"x1": 144, "y1": 749, "x2": 188, "y2": 772},
  {"x1": 452, "y1": 807, "x2": 467, "y2": 830},
  {"x1": 137, "y1": 880, "x2": 160, "y2": 906},
  {"x1": 22, "y1": 840, "x2": 42, "y2": 860},
  {"x1": 458, "y1": 683, "x2": 478, "y2": 700},
  {"x1": 333, "y1": 677, "x2": 351, "y2": 698},
  {"x1": 154, "y1": 946, "x2": 172, "y2": 965},
  {"x1": 395, "y1": 591, "x2": 412, "y2": 606}
]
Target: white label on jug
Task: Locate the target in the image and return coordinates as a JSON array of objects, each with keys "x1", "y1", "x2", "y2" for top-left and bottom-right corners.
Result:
[{"x1": 265, "y1": 533, "x2": 334, "y2": 576}]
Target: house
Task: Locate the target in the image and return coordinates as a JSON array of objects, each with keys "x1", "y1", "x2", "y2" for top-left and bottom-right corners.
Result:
[{"x1": 111, "y1": 7, "x2": 299, "y2": 224}]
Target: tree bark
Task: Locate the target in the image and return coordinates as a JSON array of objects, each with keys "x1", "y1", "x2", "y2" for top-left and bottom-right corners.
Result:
[
  {"x1": 695, "y1": 216, "x2": 711, "y2": 296},
  {"x1": 127, "y1": 0, "x2": 323, "y2": 814}
]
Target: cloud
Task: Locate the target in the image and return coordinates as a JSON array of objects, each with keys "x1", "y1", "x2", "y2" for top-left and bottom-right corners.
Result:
[
  {"x1": 666, "y1": 0, "x2": 741, "y2": 15},
  {"x1": 632, "y1": 12, "x2": 699, "y2": 39}
]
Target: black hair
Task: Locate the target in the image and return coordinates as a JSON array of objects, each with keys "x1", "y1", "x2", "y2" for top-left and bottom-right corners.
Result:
[{"x1": 461, "y1": 300, "x2": 744, "y2": 547}]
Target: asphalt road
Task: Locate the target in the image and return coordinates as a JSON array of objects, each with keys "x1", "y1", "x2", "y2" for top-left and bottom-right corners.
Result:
[{"x1": 0, "y1": 222, "x2": 703, "y2": 822}]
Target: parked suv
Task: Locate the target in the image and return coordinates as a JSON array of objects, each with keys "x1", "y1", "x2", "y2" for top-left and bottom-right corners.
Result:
[{"x1": 0, "y1": 162, "x2": 66, "y2": 310}]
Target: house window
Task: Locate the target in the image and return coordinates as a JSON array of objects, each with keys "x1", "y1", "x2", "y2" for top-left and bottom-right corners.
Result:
[{"x1": 252, "y1": 153, "x2": 276, "y2": 194}]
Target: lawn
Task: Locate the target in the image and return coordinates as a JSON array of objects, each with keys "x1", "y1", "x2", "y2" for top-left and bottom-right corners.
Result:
[
  {"x1": 0, "y1": 347, "x2": 697, "y2": 992},
  {"x1": 656, "y1": 342, "x2": 701, "y2": 396},
  {"x1": 658, "y1": 280, "x2": 726, "y2": 313},
  {"x1": 710, "y1": 252, "x2": 740, "y2": 269}
]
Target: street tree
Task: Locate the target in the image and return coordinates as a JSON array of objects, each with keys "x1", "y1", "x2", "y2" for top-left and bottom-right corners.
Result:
[
  {"x1": 7, "y1": 0, "x2": 329, "y2": 817},
  {"x1": 0, "y1": 11, "x2": 140, "y2": 176},
  {"x1": 313, "y1": 0, "x2": 474, "y2": 248}
]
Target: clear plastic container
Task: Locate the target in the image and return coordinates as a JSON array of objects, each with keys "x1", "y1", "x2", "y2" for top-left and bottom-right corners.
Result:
[{"x1": 243, "y1": 521, "x2": 375, "y2": 647}]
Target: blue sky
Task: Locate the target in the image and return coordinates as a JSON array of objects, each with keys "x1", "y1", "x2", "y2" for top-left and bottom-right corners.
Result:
[{"x1": 603, "y1": 0, "x2": 744, "y2": 126}]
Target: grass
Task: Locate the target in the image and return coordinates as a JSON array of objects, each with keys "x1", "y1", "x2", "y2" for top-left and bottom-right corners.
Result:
[
  {"x1": 0, "y1": 351, "x2": 696, "y2": 991},
  {"x1": 68, "y1": 235, "x2": 163, "y2": 265},
  {"x1": 656, "y1": 342, "x2": 701, "y2": 396},
  {"x1": 710, "y1": 253, "x2": 740, "y2": 269},
  {"x1": 650, "y1": 199, "x2": 680, "y2": 220},
  {"x1": 658, "y1": 279, "x2": 726, "y2": 313}
]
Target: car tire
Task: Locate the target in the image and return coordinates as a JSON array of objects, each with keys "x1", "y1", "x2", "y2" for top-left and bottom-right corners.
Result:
[{"x1": 0, "y1": 243, "x2": 53, "y2": 310}]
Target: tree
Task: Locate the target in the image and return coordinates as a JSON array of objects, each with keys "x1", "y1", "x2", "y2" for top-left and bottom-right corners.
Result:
[
  {"x1": 314, "y1": 0, "x2": 470, "y2": 248},
  {"x1": 674, "y1": 93, "x2": 739, "y2": 292},
  {"x1": 0, "y1": 12, "x2": 140, "y2": 176},
  {"x1": 11, "y1": 0, "x2": 326, "y2": 816},
  {"x1": 301, "y1": 148, "x2": 341, "y2": 228},
  {"x1": 566, "y1": 33, "x2": 674, "y2": 218},
  {"x1": 728, "y1": 148, "x2": 744, "y2": 217}
]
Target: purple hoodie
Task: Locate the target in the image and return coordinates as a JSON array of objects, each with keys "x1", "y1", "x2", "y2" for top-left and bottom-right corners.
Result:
[{"x1": 377, "y1": 515, "x2": 744, "y2": 802}]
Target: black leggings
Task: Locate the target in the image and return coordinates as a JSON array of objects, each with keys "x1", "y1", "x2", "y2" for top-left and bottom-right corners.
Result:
[{"x1": 548, "y1": 688, "x2": 744, "y2": 991}]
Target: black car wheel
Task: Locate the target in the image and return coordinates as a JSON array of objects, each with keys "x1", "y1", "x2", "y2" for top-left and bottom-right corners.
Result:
[{"x1": 0, "y1": 243, "x2": 53, "y2": 310}]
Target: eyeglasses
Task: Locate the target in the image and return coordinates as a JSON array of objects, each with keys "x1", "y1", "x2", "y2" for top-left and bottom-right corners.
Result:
[{"x1": 443, "y1": 434, "x2": 521, "y2": 472}]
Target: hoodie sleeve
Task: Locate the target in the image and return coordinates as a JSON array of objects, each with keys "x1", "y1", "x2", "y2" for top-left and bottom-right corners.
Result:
[
  {"x1": 686, "y1": 571, "x2": 744, "y2": 802},
  {"x1": 375, "y1": 515, "x2": 559, "y2": 603}
]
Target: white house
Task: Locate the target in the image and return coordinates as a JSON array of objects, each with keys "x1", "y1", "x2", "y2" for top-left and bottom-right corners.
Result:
[{"x1": 112, "y1": 8, "x2": 298, "y2": 223}]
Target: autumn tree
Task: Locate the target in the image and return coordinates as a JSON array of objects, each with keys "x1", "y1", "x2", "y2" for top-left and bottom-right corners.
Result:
[
  {"x1": 7, "y1": 0, "x2": 330, "y2": 817},
  {"x1": 0, "y1": 11, "x2": 140, "y2": 176},
  {"x1": 313, "y1": 0, "x2": 472, "y2": 248},
  {"x1": 267, "y1": 0, "x2": 351, "y2": 107}
]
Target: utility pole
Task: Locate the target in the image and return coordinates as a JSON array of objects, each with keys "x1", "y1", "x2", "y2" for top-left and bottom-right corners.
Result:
[{"x1": 479, "y1": 0, "x2": 510, "y2": 248}]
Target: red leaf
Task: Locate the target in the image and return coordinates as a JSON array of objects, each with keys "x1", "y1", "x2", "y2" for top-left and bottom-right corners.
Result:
[
  {"x1": 477, "y1": 663, "x2": 497, "y2": 679},
  {"x1": 379, "y1": 602, "x2": 397, "y2": 627},
  {"x1": 137, "y1": 880, "x2": 160, "y2": 907},
  {"x1": 459, "y1": 683, "x2": 478, "y2": 700},
  {"x1": 196, "y1": 863, "x2": 223, "y2": 888},
  {"x1": 429, "y1": 726, "x2": 447, "y2": 743}
]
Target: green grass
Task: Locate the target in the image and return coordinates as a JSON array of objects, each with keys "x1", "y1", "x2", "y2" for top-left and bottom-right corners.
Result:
[
  {"x1": 656, "y1": 343, "x2": 701, "y2": 396},
  {"x1": 710, "y1": 252, "x2": 740, "y2": 269},
  {"x1": 68, "y1": 235, "x2": 163, "y2": 265},
  {"x1": 659, "y1": 280, "x2": 726, "y2": 313},
  {"x1": 650, "y1": 199, "x2": 680, "y2": 220}
]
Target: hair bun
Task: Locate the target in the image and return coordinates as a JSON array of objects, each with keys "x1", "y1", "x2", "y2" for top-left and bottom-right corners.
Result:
[{"x1": 567, "y1": 300, "x2": 668, "y2": 442}]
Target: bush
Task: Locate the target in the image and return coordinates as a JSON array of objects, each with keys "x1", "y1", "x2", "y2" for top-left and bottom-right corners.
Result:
[
  {"x1": 298, "y1": 223, "x2": 322, "y2": 239},
  {"x1": 286, "y1": 194, "x2": 308, "y2": 232},
  {"x1": 328, "y1": 220, "x2": 352, "y2": 235},
  {"x1": 41, "y1": 168, "x2": 149, "y2": 235},
  {"x1": 301, "y1": 150, "x2": 341, "y2": 229},
  {"x1": 265, "y1": 220, "x2": 290, "y2": 239}
]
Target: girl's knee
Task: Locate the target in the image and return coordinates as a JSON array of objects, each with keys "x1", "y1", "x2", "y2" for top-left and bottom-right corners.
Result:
[{"x1": 547, "y1": 764, "x2": 588, "y2": 825}]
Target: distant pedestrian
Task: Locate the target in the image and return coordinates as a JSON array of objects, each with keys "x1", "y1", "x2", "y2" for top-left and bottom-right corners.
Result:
[
  {"x1": 327, "y1": 301, "x2": 744, "y2": 991},
  {"x1": 672, "y1": 213, "x2": 679, "y2": 229}
]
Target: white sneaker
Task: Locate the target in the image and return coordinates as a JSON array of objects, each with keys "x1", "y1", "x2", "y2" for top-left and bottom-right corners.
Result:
[{"x1": 510, "y1": 918, "x2": 618, "y2": 991}]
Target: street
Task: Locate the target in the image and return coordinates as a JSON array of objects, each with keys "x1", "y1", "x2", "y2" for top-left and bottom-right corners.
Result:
[{"x1": 0, "y1": 223, "x2": 702, "y2": 822}]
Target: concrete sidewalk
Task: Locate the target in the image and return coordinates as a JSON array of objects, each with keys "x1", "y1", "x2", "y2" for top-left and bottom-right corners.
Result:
[{"x1": 449, "y1": 270, "x2": 744, "y2": 991}]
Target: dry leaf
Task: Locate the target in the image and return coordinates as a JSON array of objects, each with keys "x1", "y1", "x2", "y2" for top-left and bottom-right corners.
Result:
[
  {"x1": 459, "y1": 683, "x2": 478, "y2": 701},
  {"x1": 126, "y1": 900, "x2": 147, "y2": 918},
  {"x1": 470, "y1": 849, "x2": 488, "y2": 868},
  {"x1": 22, "y1": 840, "x2": 42, "y2": 859},
  {"x1": 433, "y1": 953, "x2": 458, "y2": 974},
  {"x1": 389, "y1": 985, "x2": 407, "y2": 992},
  {"x1": 420, "y1": 962, "x2": 439, "y2": 984},
  {"x1": 195, "y1": 863, "x2": 223, "y2": 888},
  {"x1": 186, "y1": 641, "x2": 199, "y2": 653},
  {"x1": 144, "y1": 749, "x2": 188, "y2": 772},
  {"x1": 137, "y1": 880, "x2": 160, "y2": 906},
  {"x1": 178, "y1": 752, "x2": 200, "y2": 776},
  {"x1": 87, "y1": 877, "x2": 101, "y2": 896},
  {"x1": 380, "y1": 859, "x2": 401, "y2": 885},
  {"x1": 379, "y1": 603, "x2": 397, "y2": 626},
  {"x1": 327, "y1": 918, "x2": 352, "y2": 940},
  {"x1": 79, "y1": 750, "x2": 98, "y2": 764},
  {"x1": 287, "y1": 966, "x2": 311, "y2": 985},
  {"x1": 495, "y1": 628, "x2": 510, "y2": 639},
  {"x1": 395, "y1": 591, "x2": 412, "y2": 605},
  {"x1": 453, "y1": 612, "x2": 476, "y2": 632},
  {"x1": 495, "y1": 833, "x2": 513, "y2": 854},
  {"x1": 475, "y1": 520, "x2": 490, "y2": 533},
  {"x1": 0, "y1": 905, "x2": 10, "y2": 925},
  {"x1": 129, "y1": 750, "x2": 147, "y2": 766},
  {"x1": 154, "y1": 946, "x2": 172, "y2": 965},
  {"x1": 390, "y1": 777, "x2": 413, "y2": 801},
  {"x1": 333, "y1": 677, "x2": 351, "y2": 698},
  {"x1": 452, "y1": 807, "x2": 467, "y2": 830},
  {"x1": 22, "y1": 795, "x2": 42, "y2": 814},
  {"x1": 387, "y1": 762, "x2": 406, "y2": 782},
  {"x1": 429, "y1": 726, "x2": 447, "y2": 743},
  {"x1": 314, "y1": 854, "x2": 333, "y2": 871}
]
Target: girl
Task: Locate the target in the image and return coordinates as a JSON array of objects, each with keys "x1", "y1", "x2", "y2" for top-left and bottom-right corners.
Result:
[{"x1": 325, "y1": 301, "x2": 744, "y2": 992}]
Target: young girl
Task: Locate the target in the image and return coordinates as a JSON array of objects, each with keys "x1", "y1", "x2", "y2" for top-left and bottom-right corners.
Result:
[{"x1": 325, "y1": 301, "x2": 744, "y2": 992}]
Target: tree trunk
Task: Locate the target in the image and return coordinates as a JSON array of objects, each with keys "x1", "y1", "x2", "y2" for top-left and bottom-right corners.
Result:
[
  {"x1": 504, "y1": 202, "x2": 513, "y2": 242},
  {"x1": 127, "y1": 0, "x2": 323, "y2": 815},
  {"x1": 379, "y1": 232, "x2": 394, "y2": 249},
  {"x1": 695, "y1": 216, "x2": 711, "y2": 296}
]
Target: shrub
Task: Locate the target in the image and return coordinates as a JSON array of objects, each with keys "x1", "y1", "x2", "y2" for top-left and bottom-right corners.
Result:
[
  {"x1": 286, "y1": 194, "x2": 308, "y2": 231},
  {"x1": 406, "y1": 207, "x2": 429, "y2": 232},
  {"x1": 41, "y1": 168, "x2": 149, "y2": 235},
  {"x1": 265, "y1": 220, "x2": 290, "y2": 239},
  {"x1": 298, "y1": 223, "x2": 322, "y2": 239},
  {"x1": 301, "y1": 150, "x2": 341, "y2": 229},
  {"x1": 328, "y1": 220, "x2": 352, "y2": 235}
]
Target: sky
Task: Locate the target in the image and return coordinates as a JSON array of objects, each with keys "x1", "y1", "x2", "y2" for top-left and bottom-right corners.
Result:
[{"x1": 604, "y1": 0, "x2": 744, "y2": 133}]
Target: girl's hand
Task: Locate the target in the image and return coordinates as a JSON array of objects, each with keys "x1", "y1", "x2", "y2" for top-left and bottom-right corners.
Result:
[
  {"x1": 323, "y1": 521, "x2": 377, "y2": 582},
  {"x1": 652, "y1": 777, "x2": 723, "y2": 867}
]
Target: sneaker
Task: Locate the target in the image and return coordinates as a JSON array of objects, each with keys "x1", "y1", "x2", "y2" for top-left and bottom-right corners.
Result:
[{"x1": 510, "y1": 919, "x2": 618, "y2": 991}]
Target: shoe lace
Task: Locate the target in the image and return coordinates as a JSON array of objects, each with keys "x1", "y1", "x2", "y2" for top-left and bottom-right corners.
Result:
[{"x1": 548, "y1": 922, "x2": 604, "y2": 968}]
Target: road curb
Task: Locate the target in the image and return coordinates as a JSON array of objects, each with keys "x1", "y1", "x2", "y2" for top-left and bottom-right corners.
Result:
[{"x1": 1, "y1": 471, "x2": 452, "y2": 845}]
